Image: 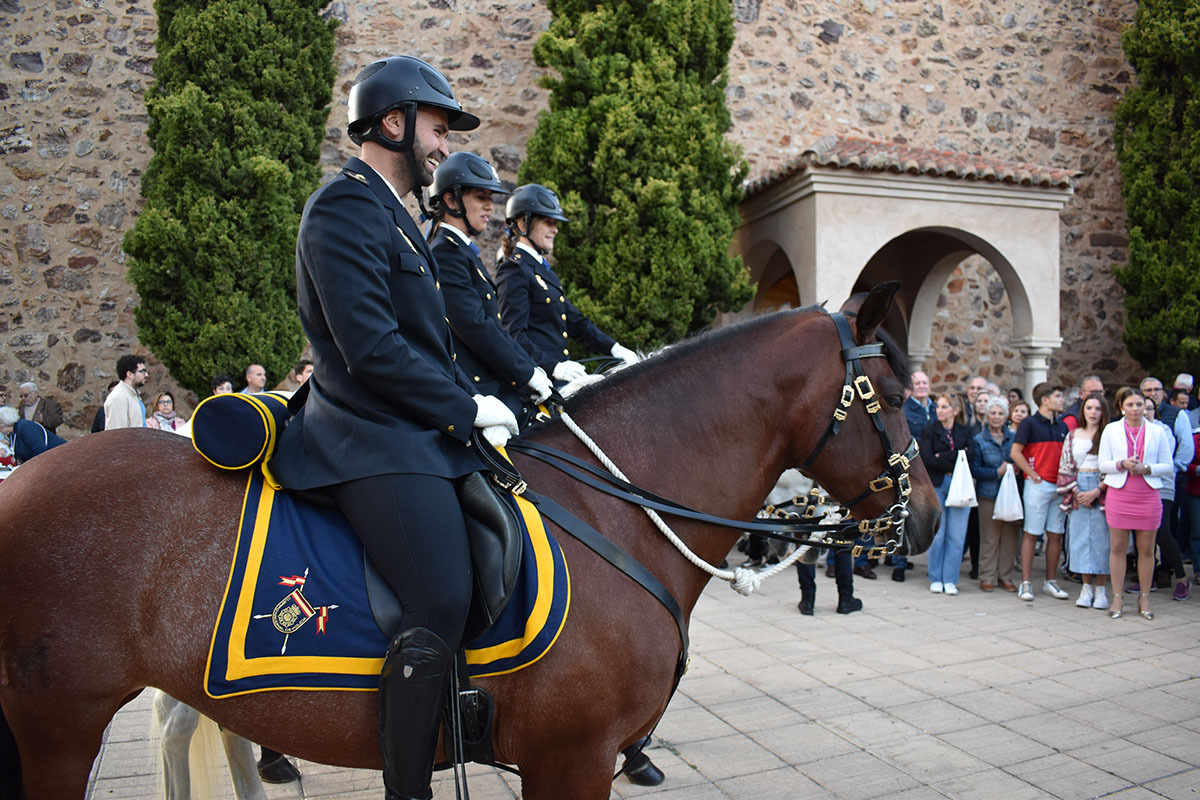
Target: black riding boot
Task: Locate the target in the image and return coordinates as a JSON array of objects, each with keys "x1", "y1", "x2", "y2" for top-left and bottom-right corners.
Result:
[
  {"x1": 796, "y1": 561, "x2": 816, "y2": 615},
  {"x1": 379, "y1": 627, "x2": 455, "y2": 800},
  {"x1": 833, "y1": 549, "x2": 863, "y2": 614}
]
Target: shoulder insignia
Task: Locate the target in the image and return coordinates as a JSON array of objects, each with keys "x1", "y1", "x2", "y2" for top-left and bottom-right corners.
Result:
[
  {"x1": 395, "y1": 226, "x2": 417, "y2": 254},
  {"x1": 343, "y1": 171, "x2": 369, "y2": 184},
  {"x1": 535, "y1": 274, "x2": 549, "y2": 291}
]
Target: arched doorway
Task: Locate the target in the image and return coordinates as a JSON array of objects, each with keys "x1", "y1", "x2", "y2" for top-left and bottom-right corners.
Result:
[{"x1": 733, "y1": 136, "x2": 1075, "y2": 399}]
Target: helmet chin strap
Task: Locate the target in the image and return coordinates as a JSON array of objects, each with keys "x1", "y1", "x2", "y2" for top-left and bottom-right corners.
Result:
[
  {"x1": 511, "y1": 213, "x2": 546, "y2": 255},
  {"x1": 366, "y1": 103, "x2": 432, "y2": 217},
  {"x1": 441, "y1": 188, "x2": 482, "y2": 237}
]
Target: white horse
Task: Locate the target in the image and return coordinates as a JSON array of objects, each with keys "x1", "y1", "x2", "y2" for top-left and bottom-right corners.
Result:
[{"x1": 152, "y1": 691, "x2": 268, "y2": 800}]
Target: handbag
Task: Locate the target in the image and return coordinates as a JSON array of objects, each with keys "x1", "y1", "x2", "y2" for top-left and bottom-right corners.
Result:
[
  {"x1": 1056, "y1": 433, "x2": 1079, "y2": 512},
  {"x1": 945, "y1": 449, "x2": 978, "y2": 508},
  {"x1": 993, "y1": 466, "x2": 1024, "y2": 521}
]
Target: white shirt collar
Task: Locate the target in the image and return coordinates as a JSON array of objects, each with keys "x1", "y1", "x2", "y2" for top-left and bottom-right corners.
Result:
[
  {"x1": 516, "y1": 241, "x2": 543, "y2": 263},
  {"x1": 442, "y1": 223, "x2": 473, "y2": 247},
  {"x1": 362, "y1": 163, "x2": 405, "y2": 205}
]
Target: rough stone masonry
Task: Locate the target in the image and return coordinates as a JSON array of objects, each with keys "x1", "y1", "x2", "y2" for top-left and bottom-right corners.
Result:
[{"x1": 0, "y1": 0, "x2": 1143, "y2": 433}]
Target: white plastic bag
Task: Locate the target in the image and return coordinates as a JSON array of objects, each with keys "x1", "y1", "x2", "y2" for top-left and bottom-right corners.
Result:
[
  {"x1": 993, "y1": 465, "x2": 1024, "y2": 521},
  {"x1": 946, "y1": 449, "x2": 978, "y2": 508}
]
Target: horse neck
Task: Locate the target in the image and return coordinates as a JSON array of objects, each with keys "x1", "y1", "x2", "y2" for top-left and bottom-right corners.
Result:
[{"x1": 545, "y1": 312, "x2": 833, "y2": 607}]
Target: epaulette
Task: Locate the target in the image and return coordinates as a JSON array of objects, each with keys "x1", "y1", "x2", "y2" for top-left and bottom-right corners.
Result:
[{"x1": 343, "y1": 170, "x2": 369, "y2": 184}]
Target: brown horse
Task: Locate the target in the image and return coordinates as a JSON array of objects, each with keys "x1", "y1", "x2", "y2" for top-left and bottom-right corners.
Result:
[{"x1": 0, "y1": 283, "x2": 938, "y2": 800}]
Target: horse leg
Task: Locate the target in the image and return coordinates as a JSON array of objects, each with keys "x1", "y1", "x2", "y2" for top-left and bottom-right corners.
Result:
[
  {"x1": 154, "y1": 691, "x2": 200, "y2": 800},
  {"x1": 217, "y1": 728, "x2": 268, "y2": 800},
  {"x1": 519, "y1": 746, "x2": 619, "y2": 800},
  {"x1": 2, "y1": 692, "x2": 120, "y2": 799}
]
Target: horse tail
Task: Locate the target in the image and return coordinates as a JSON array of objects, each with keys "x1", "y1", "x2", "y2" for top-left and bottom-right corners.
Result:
[
  {"x1": 189, "y1": 713, "x2": 225, "y2": 800},
  {"x1": 0, "y1": 702, "x2": 20, "y2": 800}
]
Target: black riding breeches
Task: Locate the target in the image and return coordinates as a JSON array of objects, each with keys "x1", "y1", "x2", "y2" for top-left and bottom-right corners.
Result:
[{"x1": 332, "y1": 473, "x2": 473, "y2": 645}]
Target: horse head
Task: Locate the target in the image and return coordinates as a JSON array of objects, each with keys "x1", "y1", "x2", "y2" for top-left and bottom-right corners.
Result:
[{"x1": 784, "y1": 282, "x2": 939, "y2": 557}]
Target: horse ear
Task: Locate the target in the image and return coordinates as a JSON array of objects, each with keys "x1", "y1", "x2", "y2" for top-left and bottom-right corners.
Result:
[{"x1": 849, "y1": 281, "x2": 900, "y2": 345}]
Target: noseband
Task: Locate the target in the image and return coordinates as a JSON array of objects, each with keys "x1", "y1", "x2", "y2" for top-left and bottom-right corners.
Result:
[{"x1": 796, "y1": 313, "x2": 917, "y2": 555}]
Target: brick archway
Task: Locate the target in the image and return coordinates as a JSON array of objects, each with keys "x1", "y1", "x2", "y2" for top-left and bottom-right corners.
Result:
[{"x1": 734, "y1": 137, "x2": 1075, "y2": 398}]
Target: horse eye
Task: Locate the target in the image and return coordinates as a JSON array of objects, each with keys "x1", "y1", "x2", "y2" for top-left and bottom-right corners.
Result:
[{"x1": 886, "y1": 394, "x2": 903, "y2": 409}]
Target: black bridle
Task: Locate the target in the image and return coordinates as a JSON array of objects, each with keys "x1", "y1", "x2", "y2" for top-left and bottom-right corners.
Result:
[
  {"x1": 793, "y1": 312, "x2": 918, "y2": 553},
  {"x1": 483, "y1": 312, "x2": 917, "y2": 556}
]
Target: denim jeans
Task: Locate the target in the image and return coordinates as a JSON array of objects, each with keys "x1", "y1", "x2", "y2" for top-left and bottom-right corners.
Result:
[{"x1": 927, "y1": 473, "x2": 971, "y2": 585}]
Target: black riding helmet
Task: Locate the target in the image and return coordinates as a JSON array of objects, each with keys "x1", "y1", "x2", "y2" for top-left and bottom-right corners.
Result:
[
  {"x1": 429, "y1": 153, "x2": 508, "y2": 238},
  {"x1": 346, "y1": 56, "x2": 478, "y2": 209},
  {"x1": 505, "y1": 184, "x2": 569, "y2": 224},
  {"x1": 347, "y1": 55, "x2": 479, "y2": 146}
]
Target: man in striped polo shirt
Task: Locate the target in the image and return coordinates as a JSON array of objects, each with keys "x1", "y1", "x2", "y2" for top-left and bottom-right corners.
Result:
[{"x1": 1010, "y1": 381, "x2": 1070, "y2": 601}]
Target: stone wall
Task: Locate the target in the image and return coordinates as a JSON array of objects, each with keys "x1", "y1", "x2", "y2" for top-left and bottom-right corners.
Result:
[
  {"x1": 0, "y1": 0, "x2": 1144, "y2": 434},
  {"x1": 720, "y1": 0, "x2": 1143, "y2": 392}
]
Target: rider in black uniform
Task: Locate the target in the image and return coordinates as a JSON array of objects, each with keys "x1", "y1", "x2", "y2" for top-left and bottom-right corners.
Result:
[
  {"x1": 493, "y1": 185, "x2": 639, "y2": 386},
  {"x1": 427, "y1": 153, "x2": 553, "y2": 428},
  {"x1": 271, "y1": 56, "x2": 519, "y2": 800}
]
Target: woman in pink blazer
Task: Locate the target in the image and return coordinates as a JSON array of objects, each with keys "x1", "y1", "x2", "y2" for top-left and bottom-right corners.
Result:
[{"x1": 1099, "y1": 386, "x2": 1175, "y2": 619}]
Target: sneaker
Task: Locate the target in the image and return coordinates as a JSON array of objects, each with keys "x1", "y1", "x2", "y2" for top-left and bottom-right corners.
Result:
[
  {"x1": 1043, "y1": 580, "x2": 1070, "y2": 599},
  {"x1": 1173, "y1": 581, "x2": 1190, "y2": 601},
  {"x1": 944, "y1": 583, "x2": 959, "y2": 595},
  {"x1": 1018, "y1": 581, "x2": 1034, "y2": 601},
  {"x1": 930, "y1": 581, "x2": 944, "y2": 594},
  {"x1": 1075, "y1": 584, "x2": 1095, "y2": 608},
  {"x1": 1092, "y1": 586, "x2": 1110, "y2": 609}
]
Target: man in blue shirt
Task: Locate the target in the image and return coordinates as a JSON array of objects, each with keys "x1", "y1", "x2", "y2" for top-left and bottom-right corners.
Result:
[{"x1": 903, "y1": 370, "x2": 934, "y2": 439}]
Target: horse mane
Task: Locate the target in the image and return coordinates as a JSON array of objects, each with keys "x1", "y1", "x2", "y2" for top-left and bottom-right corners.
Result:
[
  {"x1": 561, "y1": 306, "x2": 821, "y2": 410},
  {"x1": 560, "y1": 303, "x2": 911, "y2": 411}
]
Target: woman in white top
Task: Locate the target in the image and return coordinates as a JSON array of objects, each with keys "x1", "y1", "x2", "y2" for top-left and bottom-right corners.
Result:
[
  {"x1": 1099, "y1": 387, "x2": 1175, "y2": 619},
  {"x1": 1061, "y1": 392, "x2": 1110, "y2": 609}
]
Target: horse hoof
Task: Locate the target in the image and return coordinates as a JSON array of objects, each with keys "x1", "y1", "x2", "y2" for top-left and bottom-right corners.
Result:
[
  {"x1": 258, "y1": 754, "x2": 302, "y2": 784},
  {"x1": 623, "y1": 752, "x2": 665, "y2": 786}
]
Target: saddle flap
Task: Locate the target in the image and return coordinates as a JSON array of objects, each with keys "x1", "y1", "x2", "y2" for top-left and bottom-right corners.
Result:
[{"x1": 457, "y1": 471, "x2": 524, "y2": 628}]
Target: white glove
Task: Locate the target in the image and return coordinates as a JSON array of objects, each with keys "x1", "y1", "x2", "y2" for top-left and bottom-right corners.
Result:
[
  {"x1": 472, "y1": 394, "x2": 519, "y2": 435},
  {"x1": 611, "y1": 343, "x2": 639, "y2": 366},
  {"x1": 480, "y1": 424, "x2": 512, "y2": 448},
  {"x1": 552, "y1": 360, "x2": 588, "y2": 383},
  {"x1": 526, "y1": 367, "x2": 553, "y2": 403}
]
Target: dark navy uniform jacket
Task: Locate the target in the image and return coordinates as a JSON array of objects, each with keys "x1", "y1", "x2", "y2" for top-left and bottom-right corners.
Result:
[
  {"x1": 271, "y1": 158, "x2": 484, "y2": 490},
  {"x1": 429, "y1": 225, "x2": 537, "y2": 420},
  {"x1": 494, "y1": 245, "x2": 615, "y2": 374}
]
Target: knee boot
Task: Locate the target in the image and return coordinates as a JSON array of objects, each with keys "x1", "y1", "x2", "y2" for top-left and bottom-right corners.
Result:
[{"x1": 379, "y1": 627, "x2": 455, "y2": 800}]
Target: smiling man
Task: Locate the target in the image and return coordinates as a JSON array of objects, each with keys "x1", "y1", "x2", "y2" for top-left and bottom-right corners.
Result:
[{"x1": 269, "y1": 55, "x2": 522, "y2": 800}]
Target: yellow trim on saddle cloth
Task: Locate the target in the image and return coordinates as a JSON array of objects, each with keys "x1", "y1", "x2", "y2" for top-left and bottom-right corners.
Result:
[{"x1": 204, "y1": 462, "x2": 569, "y2": 696}]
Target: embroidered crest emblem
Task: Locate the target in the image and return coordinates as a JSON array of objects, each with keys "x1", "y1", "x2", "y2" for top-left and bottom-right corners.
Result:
[
  {"x1": 535, "y1": 274, "x2": 549, "y2": 291},
  {"x1": 252, "y1": 568, "x2": 339, "y2": 655}
]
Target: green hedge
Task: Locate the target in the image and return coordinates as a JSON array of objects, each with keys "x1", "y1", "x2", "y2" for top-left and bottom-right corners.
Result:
[
  {"x1": 521, "y1": 0, "x2": 754, "y2": 349},
  {"x1": 124, "y1": 0, "x2": 336, "y2": 394},
  {"x1": 1113, "y1": 0, "x2": 1200, "y2": 378}
]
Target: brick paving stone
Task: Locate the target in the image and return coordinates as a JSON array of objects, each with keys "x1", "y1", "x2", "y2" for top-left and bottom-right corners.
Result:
[
  {"x1": 884, "y1": 696, "x2": 990, "y2": 735},
  {"x1": 1066, "y1": 738, "x2": 1191, "y2": 786},
  {"x1": 938, "y1": 722, "x2": 1056, "y2": 768},
  {"x1": 82, "y1": 543, "x2": 1200, "y2": 799}
]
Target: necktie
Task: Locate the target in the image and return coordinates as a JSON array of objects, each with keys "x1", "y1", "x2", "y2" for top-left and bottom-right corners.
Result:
[{"x1": 469, "y1": 241, "x2": 480, "y2": 256}]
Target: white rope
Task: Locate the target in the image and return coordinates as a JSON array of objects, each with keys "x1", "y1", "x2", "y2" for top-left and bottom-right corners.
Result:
[{"x1": 558, "y1": 409, "x2": 818, "y2": 596}]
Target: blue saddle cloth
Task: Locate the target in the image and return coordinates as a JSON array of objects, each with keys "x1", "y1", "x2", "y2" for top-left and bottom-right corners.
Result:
[{"x1": 205, "y1": 468, "x2": 570, "y2": 698}]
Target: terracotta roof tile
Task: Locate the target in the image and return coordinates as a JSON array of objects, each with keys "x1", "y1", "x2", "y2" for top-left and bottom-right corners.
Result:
[{"x1": 745, "y1": 135, "x2": 1077, "y2": 197}]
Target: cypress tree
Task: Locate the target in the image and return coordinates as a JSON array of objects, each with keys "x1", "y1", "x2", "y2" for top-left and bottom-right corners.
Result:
[
  {"x1": 521, "y1": 0, "x2": 754, "y2": 349},
  {"x1": 124, "y1": 0, "x2": 336, "y2": 395},
  {"x1": 1113, "y1": 1, "x2": 1200, "y2": 377}
]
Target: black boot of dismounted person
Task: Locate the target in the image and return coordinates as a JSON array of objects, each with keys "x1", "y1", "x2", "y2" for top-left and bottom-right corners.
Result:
[
  {"x1": 380, "y1": 627, "x2": 455, "y2": 800},
  {"x1": 837, "y1": 596, "x2": 863, "y2": 614}
]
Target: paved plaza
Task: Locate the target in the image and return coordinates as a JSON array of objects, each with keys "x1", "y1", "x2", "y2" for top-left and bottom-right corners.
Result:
[{"x1": 87, "y1": 547, "x2": 1200, "y2": 799}]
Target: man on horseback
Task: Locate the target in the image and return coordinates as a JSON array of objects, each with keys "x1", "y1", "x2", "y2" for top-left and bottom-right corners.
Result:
[{"x1": 270, "y1": 56, "x2": 519, "y2": 800}]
